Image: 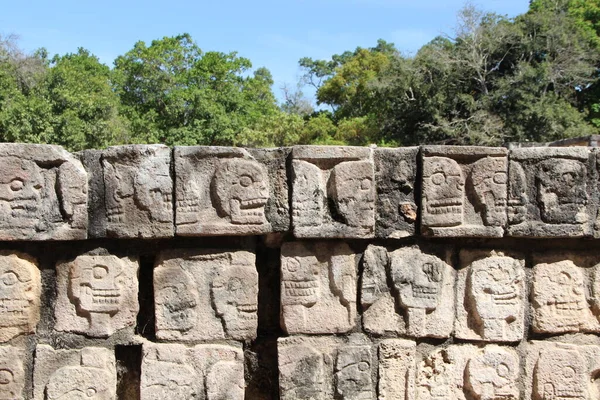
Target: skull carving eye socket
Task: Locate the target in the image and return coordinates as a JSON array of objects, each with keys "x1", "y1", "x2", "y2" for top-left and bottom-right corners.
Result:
[
  {"x1": 1, "y1": 272, "x2": 18, "y2": 286},
  {"x1": 86, "y1": 387, "x2": 97, "y2": 397},
  {"x1": 431, "y1": 172, "x2": 445, "y2": 186},
  {"x1": 493, "y1": 172, "x2": 507, "y2": 185},
  {"x1": 285, "y1": 258, "x2": 300, "y2": 273},
  {"x1": 239, "y1": 175, "x2": 253, "y2": 188},
  {"x1": 360, "y1": 178, "x2": 372, "y2": 191},
  {"x1": 422, "y1": 263, "x2": 442, "y2": 282},
  {"x1": 562, "y1": 366, "x2": 575, "y2": 379},
  {"x1": 496, "y1": 363, "x2": 509, "y2": 378},
  {"x1": 0, "y1": 369, "x2": 13, "y2": 385},
  {"x1": 357, "y1": 362, "x2": 369, "y2": 371},
  {"x1": 93, "y1": 265, "x2": 109, "y2": 280},
  {"x1": 9, "y1": 179, "x2": 23, "y2": 192},
  {"x1": 559, "y1": 272, "x2": 572, "y2": 285},
  {"x1": 228, "y1": 277, "x2": 243, "y2": 292}
]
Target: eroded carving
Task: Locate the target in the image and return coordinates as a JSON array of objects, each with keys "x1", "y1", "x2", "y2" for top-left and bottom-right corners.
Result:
[
  {"x1": 279, "y1": 338, "x2": 327, "y2": 400},
  {"x1": 281, "y1": 242, "x2": 356, "y2": 334},
  {"x1": 471, "y1": 156, "x2": 508, "y2": 227},
  {"x1": 0, "y1": 252, "x2": 40, "y2": 342},
  {"x1": 534, "y1": 346, "x2": 587, "y2": 400},
  {"x1": 508, "y1": 161, "x2": 527, "y2": 225},
  {"x1": 328, "y1": 161, "x2": 375, "y2": 229},
  {"x1": 418, "y1": 349, "x2": 454, "y2": 400},
  {"x1": 335, "y1": 346, "x2": 373, "y2": 400},
  {"x1": 422, "y1": 156, "x2": 464, "y2": 228},
  {"x1": 55, "y1": 255, "x2": 139, "y2": 337},
  {"x1": 0, "y1": 346, "x2": 24, "y2": 400},
  {"x1": 466, "y1": 347, "x2": 519, "y2": 400},
  {"x1": 155, "y1": 250, "x2": 258, "y2": 341},
  {"x1": 378, "y1": 339, "x2": 415, "y2": 400},
  {"x1": 537, "y1": 159, "x2": 587, "y2": 224}
]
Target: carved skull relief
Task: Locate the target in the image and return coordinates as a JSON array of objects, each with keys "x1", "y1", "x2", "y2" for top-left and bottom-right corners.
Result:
[
  {"x1": 155, "y1": 265, "x2": 198, "y2": 333},
  {"x1": 213, "y1": 158, "x2": 269, "y2": 225},
  {"x1": 328, "y1": 161, "x2": 375, "y2": 228},
  {"x1": 335, "y1": 346, "x2": 372, "y2": 400},
  {"x1": 467, "y1": 347, "x2": 519, "y2": 400},
  {"x1": 534, "y1": 347, "x2": 587, "y2": 400},
  {"x1": 508, "y1": 161, "x2": 528, "y2": 225},
  {"x1": 423, "y1": 157, "x2": 464, "y2": 227},
  {"x1": 211, "y1": 265, "x2": 258, "y2": 337},
  {"x1": 0, "y1": 157, "x2": 44, "y2": 228},
  {"x1": 281, "y1": 255, "x2": 320, "y2": 307},
  {"x1": 103, "y1": 161, "x2": 135, "y2": 224},
  {"x1": 391, "y1": 252, "x2": 444, "y2": 312},
  {"x1": 0, "y1": 347, "x2": 23, "y2": 400},
  {"x1": 279, "y1": 343, "x2": 325, "y2": 400},
  {"x1": 142, "y1": 347, "x2": 197, "y2": 400},
  {"x1": 536, "y1": 159, "x2": 587, "y2": 224},
  {"x1": 135, "y1": 157, "x2": 172, "y2": 223},
  {"x1": 470, "y1": 157, "x2": 508, "y2": 226}
]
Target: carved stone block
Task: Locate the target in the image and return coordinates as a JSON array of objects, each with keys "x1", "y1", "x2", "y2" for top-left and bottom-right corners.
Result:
[
  {"x1": 155, "y1": 249, "x2": 258, "y2": 341},
  {"x1": 374, "y1": 147, "x2": 418, "y2": 238},
  {"x1": 421, "y1": 146, "x2": 508, "y2": 237},
  {"x1": 418, "y1": 345, "x2": 519, "y2": 400},
  {"x1": 278, "y1": 335, "x2": 374, "y2": 400},
  {"x1": 508, "y1": 147, "x2": 593, "y2": 237},
  {"x1": 280, "y1": 242, "x2": 357, "y2": 334},
  {"x1": 531, "y1": 259, "x2": 600, "y2": 334},
  {"x1": 378, "y1": 339, "x2": 416, "y2": 400},
  {"x1": 361, "y1": 246, "x2": 454, "y2": 338},
  {"x1": 175, "y1": 147, "x2": 286, "y2": 235},
  {"x1": 0, "y1": 144, "x2": 87, "y2": 240},
  {"x1": 455, "y1": 250, "x2": 526, "y2": 342},
  {"x1": 55, "y1": 254, "x2": 139, "y2": 337},
  {"x1": 291, "y1": 146, "x2": 375, "y2": 238},
  {"x1": 140, "y1": 342, "x2": 245, "y2": 400},
  {"x1": 0, "y1": 346, "x2": 25, "y2": 399},
  {"x1": 0, "y1": 252, "x2": 40, "y2": 342},
  {"x1": 524, "y1": 341, "x2": 600, "y2": 400},
  {"x1": 33, "y1": 345, "x2": 116, "y2": 400},
  {"x1": 101, "y1": 145, "x2": 173, "y2": 238}
]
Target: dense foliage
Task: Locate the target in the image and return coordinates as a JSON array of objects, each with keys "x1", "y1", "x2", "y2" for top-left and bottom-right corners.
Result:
[{"x1": 1, "y1": 1, "x2": 600, "y2": 150}]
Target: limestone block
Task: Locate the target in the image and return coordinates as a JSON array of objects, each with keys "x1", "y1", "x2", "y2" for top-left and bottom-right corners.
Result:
[
  {"x1": 374, "y1": 147, "x2": 418, "y2": 238},
  {"x1": 455, "y1": 250, "x2": 526, "y2": 342},
  {"x1": 175, "y1": 146, "x2": 284, "y2": 236},
  {"x1": 417, "y1": 345, "x2": 519, "y2": 400},
  {"x1": 378, "y1": 339, "x2": 416, "y2": 400},
  {"x1": 508, "y1": 147, "x2": 593, "y2": 237},
  {"x1": 155, "y1": 249, "x2": 258, "y2": 341},
  {"x1": 140, "y1": 342, "x2": 244, "y2": 400},
  {"x1": 278, "y1": 335, "x2": 375, "y2": 400},
  {"x1": 33, "y1": 345, "x2": 116, "y2": 400},
  {"x1": 421, "y1": 146, "x2": 508, "y2": 237},
  {"x1": 101, "y1": 145, "x2": 173, "y2": 238},
  {"x1": 531, "y1": 259, "x2": 600, "y2": 334},
  {"x1": 0, "y1": 252, "x2": 40, "y2": 342},
  {"x1": 0, "y1": 144, "x2": 87, "y2": 240},
  {"x1": 291, "y1": 146, "x2": 375, "y2": 238},
  {"x1": 0, "y1": 346, "x2": 25, "y2": 399},
  {"x1": 55, "y1": 254, "x2": 139, "y2": 337},
  {"x1": 361, "y1": 246, "x2": 454, "y2": 338},
  {"x1": 280, "y1": 242, "x2": 357, "y2": 334},
  {"x1": 524, "y1": 341, "x2": 600, "y2": 400}
]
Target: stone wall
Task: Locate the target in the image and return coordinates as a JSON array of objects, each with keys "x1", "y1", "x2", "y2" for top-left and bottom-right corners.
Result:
[{"x1": 0, "y1": 143, "x2": 598, "y2": 399}]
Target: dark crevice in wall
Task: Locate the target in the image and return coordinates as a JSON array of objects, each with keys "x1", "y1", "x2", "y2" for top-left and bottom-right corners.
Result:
[
  {"x1": 115, "y1": 345, "x2": 141, "y2": 400},
  {"x1": 136, "y1": 255, "x2": 156, "y2": 341}
]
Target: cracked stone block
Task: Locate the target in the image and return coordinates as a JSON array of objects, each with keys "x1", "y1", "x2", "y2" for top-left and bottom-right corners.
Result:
[
  {"x1": 361, "y1": 246, "x2": 454, "y2": 338},
  {"x1": 140, "y1": 342, "x2": 244, "y2": 400},
  {"x1": 0, "y1": 252, "x2": 40, "y2": 342},
  {"x1": 55, "y1": 254, "x2": 139, "y2": 337},
  {"x1": 0, "y1": 144, "x2": 87, "y2": 240},
  {"x1": 417, "y1": 345, "x2": 519, "y2": 400},
  {"x1": 33, "y1": 345, "x2": 116, "y2": 400},
  {"x1": 175, "y1": 146, "x2": 286, "y2": 236},
  {"x1": 374, "y1": 147, "x2": 418, "y2": 238},
  {"x1": 291, "y1": 146, "x2": 375, "y2": 239},
  {"x1": 531, "y1": 259, "x2": 600, "y2": 334},
  {"x1": 508, "y1": 147, "x2": 593, "y2": 237},
  {"x1": 280, "y1": 242, "x2": 357, "y2": 334},
  {"x1": 278, "y1": 335, "x2": 374, "y2": 400},
  {"x1": 101, "y1": 145, "x2": 173, "y2": 238},
  {"x1": 378, "y1": 339, "x2": 416, "y2": 400},
  {"x1": 155, "y1": 249, "x2": 258, "y2": 341},
  {"x1": 524, "y1": 341, "x2": 600, "y2": 400},
  {"x1": 421, "y1": 146, "x2": 508, "y2": 237},
  {"x1": 455, "y1": 250, "x2": 526, "y2": 342},
  {"x1": 0, "y1": 346, "x2": 25, "y2": 399}
]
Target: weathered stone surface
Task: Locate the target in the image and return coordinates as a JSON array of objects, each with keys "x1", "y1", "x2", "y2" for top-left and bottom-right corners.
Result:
[
  {"x1": 418, "y1": 345, "x2": 519, "y2": 400},
  {"x1": 361, "y1": 246, "x2": 454, "y2": 338},
  {"x1": 140, "y1": 342, "x2": 244, "y2": 400},
  {"x1": 34, "y1": 345, "x2": 116, "y2": 400},
  {"x1": 379, "y1": 339, "x2": 415, "y2": 400},
  {"x1": 421, "y1": 146, "x2": 508, "y2": 237},
  {"x1": 55, "y1": 254, "x2": 139, "y2": 337},
  {"x1": 531, "y1": 259, "x2": 599, "y2": 334},
  {"x1": 374, "y1": 147, "x2": 418, "y2": 238},
  {"x1": 155, "y1": 249, "x2": 258, "y2": 341},
  {"x1": 291, "y1": 146, "x2": 375, "y2": 238},
  {"x1": 0, "y1": 346, "x2": 25, "y2": 399},
  {"x1": 101, "y1": 145, "x2": 173, "y2": 238},
  {"x1": 0, "y1": 252, "x2": 41, "y2": 342},
  {"x1": 175, "y1": 147, "x2": 283, "y2": 236},
  {"x1": 78, "y1": 150, "x2": 106, "y2": 238},
  {"x1": 280, "y1": 242, "x2": 356, "y2": 334},
  {"x1": 508, "y1": 147, "x2": 593, "y2": 237},
  {"x1": 0, "y1": 144, "x2": 87, "y2": 240},
  {"x1": 455, "y1": 250, "x2": 526, "y2": 342},
  {"x1": 524, "y1": 341, "x2": 600, "y2": 400},
  {"x1": 279, "y1": 335, "x2": 374, "y2": 400}
]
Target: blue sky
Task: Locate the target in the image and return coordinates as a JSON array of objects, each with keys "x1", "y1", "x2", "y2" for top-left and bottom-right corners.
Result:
[{"x1": 1, "y1": 0, "x2": 529, "y2": 102}]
